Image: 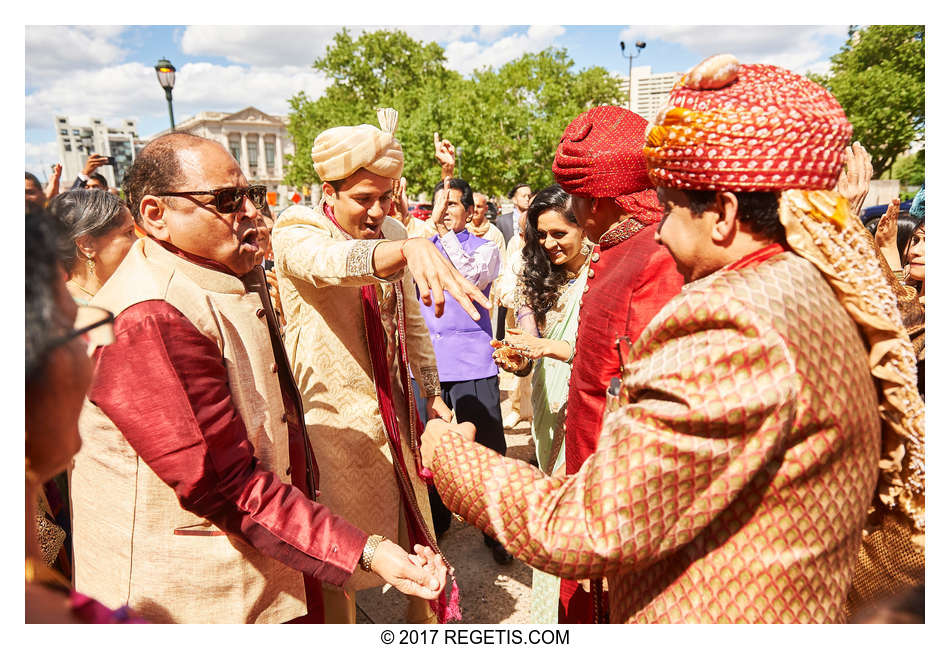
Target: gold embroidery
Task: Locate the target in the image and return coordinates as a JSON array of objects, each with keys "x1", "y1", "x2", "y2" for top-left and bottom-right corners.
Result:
[
  {"x1": 345, "y1": 240, "x2": 378, "y2": 277},
  {"x1": 419, "y1": 366, "x2": 441, "y2": 397}
]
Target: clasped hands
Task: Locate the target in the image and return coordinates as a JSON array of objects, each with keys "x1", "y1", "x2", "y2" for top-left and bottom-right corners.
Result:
[
  {"x1": 372, "y1": 541, "x2": 447, "y2": 600},
  {"x1": 368, "y1": 395, "x2": 459, "y2": 600}
]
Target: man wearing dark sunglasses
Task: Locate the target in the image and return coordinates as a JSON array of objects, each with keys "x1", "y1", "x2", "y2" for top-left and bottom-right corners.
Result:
[{"x1": 69, "y1": 132, "x2": 447, "y2": 624}]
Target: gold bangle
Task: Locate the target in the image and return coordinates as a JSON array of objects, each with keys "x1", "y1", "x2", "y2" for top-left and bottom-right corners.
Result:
[{"x1": 360, "y1": 534, "x2": 386, "y2": 572}]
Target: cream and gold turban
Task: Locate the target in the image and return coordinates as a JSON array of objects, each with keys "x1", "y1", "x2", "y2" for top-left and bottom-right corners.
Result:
[{"x1": 311, "y1": 123, "x2": 404, "y2": 182}]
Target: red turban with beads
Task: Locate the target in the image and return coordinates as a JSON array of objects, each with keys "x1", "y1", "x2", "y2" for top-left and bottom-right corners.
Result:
[
  {"x1": 552, "y1": 105, "x2": 662, "y2": 224},
  {"x1": 644, "y1": 55, "x2": 852, "y2": 192}
]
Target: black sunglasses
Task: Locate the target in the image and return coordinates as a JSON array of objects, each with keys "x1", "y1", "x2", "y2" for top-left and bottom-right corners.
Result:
[{"x1": 158, "y1": 185, "x2": 267, "y2": 213}]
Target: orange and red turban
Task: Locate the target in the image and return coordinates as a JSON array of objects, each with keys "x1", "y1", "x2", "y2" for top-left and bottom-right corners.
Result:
[
  {"x1": 644, "y1": 54, "x2": 852, "y2": 193},
  {"x1": 552, "y1": 105, "x2": 661, "y2": 224}
]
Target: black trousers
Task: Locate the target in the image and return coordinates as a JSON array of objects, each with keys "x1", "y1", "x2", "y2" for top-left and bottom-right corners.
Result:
[{"x1": 413, "y1": 375, "x2": 506, "y2": 539}]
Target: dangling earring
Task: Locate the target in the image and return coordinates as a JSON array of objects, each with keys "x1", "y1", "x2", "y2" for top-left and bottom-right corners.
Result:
[{"x1": 86, "y1": 255, "x2": 95, "y2": 274}]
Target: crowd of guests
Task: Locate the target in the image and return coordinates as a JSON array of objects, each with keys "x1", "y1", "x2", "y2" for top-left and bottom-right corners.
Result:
[{"x1": 26, "y1": 52, "x2": 924, "y2": 624}]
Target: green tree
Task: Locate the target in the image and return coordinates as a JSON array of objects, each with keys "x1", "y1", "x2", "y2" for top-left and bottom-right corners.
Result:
[
  {"x1": 887, "y1": 150, "x2": 925, "y2": 186},
  {"x1": 284, "y1": 29, "x2": 624, "y2": 197},
  {"x1": 811, "y1": 25, "x2": 924, "y2": 177},
  {"x1": 284, "y1": 29, "x2": 460, "y2": 193}
]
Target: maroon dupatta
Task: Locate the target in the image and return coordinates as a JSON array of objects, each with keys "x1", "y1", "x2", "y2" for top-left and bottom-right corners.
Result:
[{"x1": 323, "y1": 204, "x2": 461, "y2": 622}]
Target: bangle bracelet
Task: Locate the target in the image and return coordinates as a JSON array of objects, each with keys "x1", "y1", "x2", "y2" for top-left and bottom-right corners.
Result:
[{"x1": 360, "y1": 534, "x2": 386, "y2": 572}]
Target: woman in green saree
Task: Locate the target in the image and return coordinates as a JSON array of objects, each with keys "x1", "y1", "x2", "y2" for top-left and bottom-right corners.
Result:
[{"x1": 491, "y1": 184, "x2": 591, "y2": 622}]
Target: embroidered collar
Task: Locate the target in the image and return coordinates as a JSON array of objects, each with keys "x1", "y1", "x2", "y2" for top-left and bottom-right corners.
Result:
[{"x1": 598, "y1": 217, "x2": 647, "y2": 251}]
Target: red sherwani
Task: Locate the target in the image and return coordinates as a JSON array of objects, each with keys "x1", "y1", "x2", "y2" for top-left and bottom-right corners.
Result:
[{"x1": 560, "y1": 219, "x2": 683, "y2": 621}]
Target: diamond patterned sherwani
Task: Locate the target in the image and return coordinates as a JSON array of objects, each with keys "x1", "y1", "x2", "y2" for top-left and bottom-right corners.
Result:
[{"x1": 432, "y1": 252, "x2": 880, "y2": 623}]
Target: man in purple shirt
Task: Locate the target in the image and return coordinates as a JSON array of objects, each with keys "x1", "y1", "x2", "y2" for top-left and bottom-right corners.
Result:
[{"x1": 414, "y1": 177, "x2": 511, "y2": 564}]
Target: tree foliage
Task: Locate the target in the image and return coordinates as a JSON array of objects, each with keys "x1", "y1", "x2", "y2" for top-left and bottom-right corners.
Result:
[
  {"x1": 811, "y1": 25, "x2": 924, "y2": 178},
  {"x1": 888, "y1": 150, "x2": 925, "y2": 186},
  {"x1": 284, "y1": 29, "x2": 624, "y2": 197}
]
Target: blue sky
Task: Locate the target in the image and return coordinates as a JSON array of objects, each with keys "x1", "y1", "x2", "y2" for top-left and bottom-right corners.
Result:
[{"x1": 25, "y1": 24, "x2": 852, "y2": 181}]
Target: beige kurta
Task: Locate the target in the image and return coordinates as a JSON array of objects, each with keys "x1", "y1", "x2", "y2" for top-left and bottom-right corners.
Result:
[
  {"x1": 71, "y1": 238, "x2": 308, "y2": 623},
  {"x1": 494, "y1": 235, "x2": 533, "y2": 414},
  {"x1": 272, "y1": 202, "x2": 440, "y2": 591}
]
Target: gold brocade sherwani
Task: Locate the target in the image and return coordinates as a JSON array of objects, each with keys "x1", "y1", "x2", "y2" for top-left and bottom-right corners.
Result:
[
  {"x1": 432, "y1": 252, "x2": 880, "y2": 623},
  {"x1": 272, "y1": 203, "x2": 440, "y2": 591}
]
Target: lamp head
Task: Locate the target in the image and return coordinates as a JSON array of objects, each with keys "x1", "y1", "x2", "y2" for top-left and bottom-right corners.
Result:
[{"x1": 155, "y1": 58, "x2": 176, "y2": 91}]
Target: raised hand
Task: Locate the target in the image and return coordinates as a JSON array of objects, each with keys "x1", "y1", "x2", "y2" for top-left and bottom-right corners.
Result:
[
  {"x1": 431, "y1": 177, "x2": 450, "y2": 237},
  {"x1": 875, "y1": 198, "x2": 902, "y2": 271},
  {"x1": 371, "y1": 539, "x2": 446, "y2": 600},
  {"x1": 264, "y1": 269, "x2": 285, "y2": 328},
  {"x1": 45, "y1": 163, "x2": 62, "y2": 202},
  {"x1": 394, "y1": 177, "x2": 410, "y2": 224},
  {"x1": 835, "y1": 141, "x2": 873, "y2": 215},
  {"x1": 82, "y1": 153, "x2": 109, "y2": 177},
  {"x1": 433, "y1": 132, "x2": 456, "y2": 177}
]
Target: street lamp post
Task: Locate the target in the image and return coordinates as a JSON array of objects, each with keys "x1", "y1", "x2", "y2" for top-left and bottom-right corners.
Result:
[
  {"x1": 155, "y1": 58, "x2": 177, "y2": 131},
  {"x1": 620, "y1": 41, "x2": 646, "y2": 112}
]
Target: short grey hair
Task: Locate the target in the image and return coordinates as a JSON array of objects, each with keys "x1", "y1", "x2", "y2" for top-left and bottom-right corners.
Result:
[{"x1": 48, "y1": 189, "x2": 127, "y2": 269}]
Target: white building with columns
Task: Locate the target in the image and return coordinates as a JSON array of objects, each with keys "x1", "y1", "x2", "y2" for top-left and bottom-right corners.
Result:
[{"x1": 149, "y1": 107, "x2": 297, "y2": 207}]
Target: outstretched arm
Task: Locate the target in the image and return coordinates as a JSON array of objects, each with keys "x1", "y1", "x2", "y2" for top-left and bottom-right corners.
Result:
[
  {"x1": 273, "y1": 205, "x2": 488, "y2": 318},
  {"x1": 423, "y1": 315, "x2": 797, "y2": 579}
]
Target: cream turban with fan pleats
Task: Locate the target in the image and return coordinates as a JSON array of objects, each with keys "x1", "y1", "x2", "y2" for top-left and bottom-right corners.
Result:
[{"x1": 311, "y1": 109, "x2": 404, "y2": 181}]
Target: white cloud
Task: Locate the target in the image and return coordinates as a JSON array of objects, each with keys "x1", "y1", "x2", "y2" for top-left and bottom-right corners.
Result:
[
  {"x1": 25, "y1": 141, "x2": 61, "y2": 181},
  {"x1": 182, "y1": 24, "x2": 562, "y2": 77},
  {"x1": 172, "y1": 62, "x2": 331, "y2": 116},
  {"x1": 619, "y1": 25, "x2": 848, "y2": 74},
  {"x1": 180, "y1": 25, "x2": 477, "y2": 68},
  {"x1": 397, "y1": 26, "x2": 476, "y2": 43},
  {"x1": 26, "y1": 61, "x2": 330, "y2": 134},
  {"x1": 180, "y1": 25, "x2": 344, "y2": 67},
  {"x1": 477, "y1": 25, "x2": 511, "y2": 42},
  {"x1": 444, "y1": 24, "x2": 566, "y2": 75},
  {"x1": 26, "y1": 26, "x2": 129, "y2": 85}
]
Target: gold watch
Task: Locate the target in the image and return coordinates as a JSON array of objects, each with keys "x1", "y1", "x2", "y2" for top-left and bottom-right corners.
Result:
[{"x1": 360, "y1": 534, "x2": 386, "y2": 572}]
